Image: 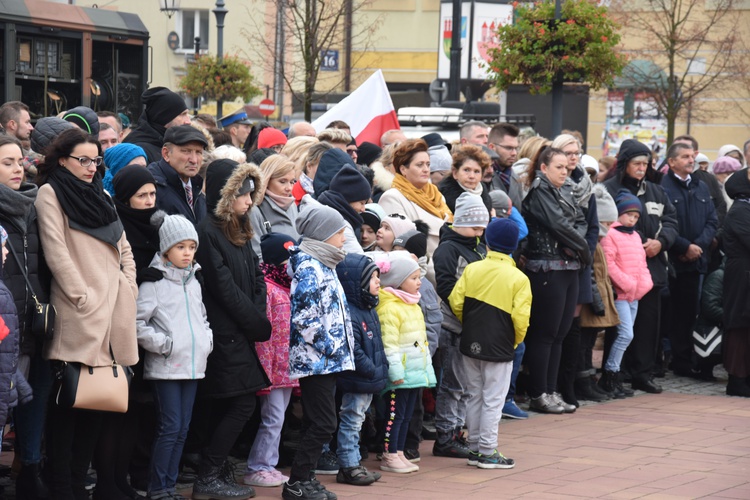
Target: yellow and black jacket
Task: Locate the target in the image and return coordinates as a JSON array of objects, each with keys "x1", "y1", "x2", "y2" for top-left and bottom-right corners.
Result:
[{"x1": 448, "y1": 251, "x2": 532, "y2": 362}]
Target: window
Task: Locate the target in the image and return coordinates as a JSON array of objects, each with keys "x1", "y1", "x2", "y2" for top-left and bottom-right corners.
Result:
[{"x1": 178, "y1": 10, "x2": 209, "y2": 52}]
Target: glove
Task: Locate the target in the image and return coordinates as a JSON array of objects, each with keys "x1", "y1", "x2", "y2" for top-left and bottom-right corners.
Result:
[{"x1": 137, "y1": 266, "x2": 164, "y2": 285}]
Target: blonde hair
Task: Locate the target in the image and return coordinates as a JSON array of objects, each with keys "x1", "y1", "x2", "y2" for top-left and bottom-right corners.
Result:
[
  {"x1": 282, "y1": 136, "x2": 318, "y2": 176},
  {"x1": 551, "y1": 133, "x2": 580, "y2": 151},
  {"x1": 317, "y1": 128, "x2": 352, "y2": 145},
  {"x1": 210, "y1": 144, "x2": 247, "y2": 163},
  {"x1": 518, "y1": 136, "x2": 550, "y2": 161},
  {"x1": 258, "y1": 154, "x2": 296, "y2": 204}
]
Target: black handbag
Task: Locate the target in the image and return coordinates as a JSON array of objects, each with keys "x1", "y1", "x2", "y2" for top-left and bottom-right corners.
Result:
[{"x1": 7, "y1": 240, "x2": 56, "y2": 340}]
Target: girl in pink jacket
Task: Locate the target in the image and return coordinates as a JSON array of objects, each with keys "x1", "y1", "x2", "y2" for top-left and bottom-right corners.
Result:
[{"x1": 600, "y1": 191, "x2": 653, "y2": 394}]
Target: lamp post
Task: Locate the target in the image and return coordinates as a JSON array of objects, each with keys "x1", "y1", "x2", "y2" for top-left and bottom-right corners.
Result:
[
  {"x1": 213, "y1": 0, "x2": 228, "y2": 120},
  {"x1": 159, "y1": 0, "x2": 180, "y2": 19},
  {"x1": 550, "y1": 0, "x2": 563, "y2": 137}
]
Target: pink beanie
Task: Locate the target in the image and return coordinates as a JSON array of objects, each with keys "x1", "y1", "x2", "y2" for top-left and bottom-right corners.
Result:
[{"x1": 383, "y1": 215, "x2": 416, "y2": 240}]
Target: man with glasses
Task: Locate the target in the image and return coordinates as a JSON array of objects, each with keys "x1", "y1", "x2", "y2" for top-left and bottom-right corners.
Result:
[
  {"x1": 147, "y1": 125, "x2": 209, "y2": 224},
  {"x1": 487, "y1": 123, "x2": 524, "y2": 210}
]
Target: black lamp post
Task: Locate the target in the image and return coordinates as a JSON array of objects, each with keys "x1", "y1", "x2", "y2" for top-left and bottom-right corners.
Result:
[{"x1": 213, "y1": 0, "x2": 228, "y2": 120}]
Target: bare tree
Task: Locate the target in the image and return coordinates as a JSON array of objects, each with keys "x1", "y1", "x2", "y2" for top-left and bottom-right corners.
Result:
[
  {"x1": 241, "y1": 0, "x2": 382, "y2": 122},
  {"x1": 610, "y1": 0, "x2": 747, "y2": 145}
]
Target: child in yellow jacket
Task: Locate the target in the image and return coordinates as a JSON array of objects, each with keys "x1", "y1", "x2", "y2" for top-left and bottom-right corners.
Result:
[{"x1": 449, "y1": 218, "x2": 532, "y2": 469}]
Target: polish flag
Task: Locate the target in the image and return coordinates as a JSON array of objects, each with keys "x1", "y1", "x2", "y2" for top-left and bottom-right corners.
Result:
[{"x1": 312, "y1": 70, "x2": 400, "y2": 146}]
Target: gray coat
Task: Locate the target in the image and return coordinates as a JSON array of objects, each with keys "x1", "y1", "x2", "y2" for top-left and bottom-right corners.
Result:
[
  {"x1": 136, "y1": 254, "x2": 213, "y2": 380},
  {"x1": 249, "y1": 198, "x2": 300, "y2": 259}
]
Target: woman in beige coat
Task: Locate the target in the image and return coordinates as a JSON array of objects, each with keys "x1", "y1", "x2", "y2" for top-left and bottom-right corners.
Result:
[{"x1": 35, "y1": 128, "x2": 138, "y2": 500}]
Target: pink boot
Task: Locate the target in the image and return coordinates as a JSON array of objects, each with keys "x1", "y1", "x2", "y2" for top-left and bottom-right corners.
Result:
[{"x1": 380, "y1": 453, "x2": 414, "y2": 473}]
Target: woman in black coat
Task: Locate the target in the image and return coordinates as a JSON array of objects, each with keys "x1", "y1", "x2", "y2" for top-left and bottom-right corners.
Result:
[
  {"x1": 0, "y1": 135, "x2": 51, "y2": 499},
  {"x1": 438, "y1": 144, "x2": 493, "y2": 215},
  {"x1": 193, "y1": 158, "x2": 271, "y2": 498},
  {"x1": 720, "y1": 167, "x2": 750, "y2": 397}
]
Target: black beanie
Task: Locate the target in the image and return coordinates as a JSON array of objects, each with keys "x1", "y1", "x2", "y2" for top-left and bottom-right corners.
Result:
[
  {"x1": 393, "y1": 230, "x2": 428, "y2": 258},
  {"x1": 260, "y1": 232, "x2": 297, "y2": 266},
  {"x1": 142, "y1": 87, "x2": 187, "y2": 127},
  {"x1": 63, "y1": 106, "x2": 100, "y2": 137},
  {"x1": 112, "y1": 165, "x2": 157, "y2": 205},
  {"x1": 357, "y1": 142, "x2": 382, "y2": 167},
  {"x1": 329, "y1": 165, "x2": 371, "y2": 203},
  {"x1": 248, "y1": 148, "x2": 277, "y2": 166}
]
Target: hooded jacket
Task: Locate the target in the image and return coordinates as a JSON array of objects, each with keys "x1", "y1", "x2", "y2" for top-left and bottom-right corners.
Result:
[
  {"x1": 148, "y1": 159, "x2": 206, "y2": 225},
  {"x1": 377, "y1": 289, "x2": 437, "y2": 391},
  {"x1": 601, "y1": 223, "x2": 653, "y2": 302},
  {"x1": 317, "y1": 189, "x2": 365, "y2": 255},
  {"x1": 136, "y1": 254, "x2": 213, "y2": 380},
  {"x1": 196, "y1": 160, "x2": 271, "y2": 397},
  {"x1": 720, "y1": 168, "x2": 750, "y2": 330},
  {"x1": 660, "y1": 169, "x2": 718, "y2": 275},
  {"x1": 604, "y1": 139, "x2": 678, "y2": 287},
  {"x1": 335, "y1": 254, "x2": 388, "y2": 394},
  {"x1": 0, "y1": 267, "x2": 29, "y2": 427},
  {"x1": 256, "y1": 277, "x2": 298, "y2": 390},
  {"x1": 313, "y1": 148, "x2": 357, "y2": 199}
]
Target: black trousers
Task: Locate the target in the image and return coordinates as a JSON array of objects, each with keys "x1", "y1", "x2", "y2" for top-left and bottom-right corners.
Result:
[
  {"x1": 202, "y1": 393, "x2": 257, "y2": 468},
  {"x1": 665, "y1": 272, "x2": 701, "y2": 373},
  {"x1": 623, "y1": 286, "x2": 662, "y2": 382},
  {"x1": 290, "y1": 373, "x2": 338, "y2": 483},
  {"x1": 525, "y1": 269, "x2": 579, "y2": 397},
  {"x1": 47, "y1": 402, "x2": 104, "y2": 500}
]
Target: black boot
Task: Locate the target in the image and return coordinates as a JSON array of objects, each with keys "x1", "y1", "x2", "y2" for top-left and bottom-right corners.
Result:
[
  {"x1": 598, "y1": 371, "x2": 625, "y2": 399},
  {"x1": 574, "y1": 377, "x2": 607, "y2": 402},
  {"x1": 726, "y1": 375, "x2": 750, "y2": 397},
  {"x1": 192, "y1": 462, "x2": 255, "y2": 500},
  {"x1": 615, "y1": 372, "x2": 634, "y2": 397},
  {"x1": 589, "y1": 375, "x2": 612, "y2": 399},
  {"x1": 15, "y1": 463, "x2": 49, "y2": 500}
]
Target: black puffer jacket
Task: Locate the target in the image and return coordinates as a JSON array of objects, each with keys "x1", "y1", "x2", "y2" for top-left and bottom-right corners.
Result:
[
  {"x1": 522, "y1": 173, "x2": 590, "y2": 266},
  {"x1": 603, "y1": 139, "x2": 678, "y2": 287},
  {"x1": 196, "y1": 159, "x2": 271, "y2": 398},
  {"x1": 721, "y1": 169, "x2": 750, "y2": 330},
  {"x1": 0, "y1": 183, "x2": 49, "y2": 356}
]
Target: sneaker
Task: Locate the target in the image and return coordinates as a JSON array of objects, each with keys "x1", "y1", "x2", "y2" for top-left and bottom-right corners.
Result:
[
  {"x1": 501, "y1": 399, "x2": 529, "y2": 419},
  {"x1": 314, "y1": 451, "x2": 339, "y2": 475},
  {"x1": 432, "y1": 435, "x2": 471, "y2": 459},
  {"x1": 336, "y1": 466, "x2": 378, "y2": 486},
  {"x1": 476, "y1": 450, "x2": 515, "y2": 469},
  {"x1": 282, "y1": 480, "x2": 327, "y2": 500},
  {"x1": 528, "y1": 393, "x2": 564, "y2": 414},
  {"x1": 550, "y1": 392, "x2": 577, "y2": 413},
  {"x1": 309, "y1": 475, "x2": 337, "y2": 500},
  {"x1": 380, "y1": 453, "x2": 415, "y2": 474},
  {"x1": 403, "y1": 448, "x2": 421, "y2": 463},
  {"x1": 467, "y1": 450, "x2": 480, "y2": 466},
  {"x1": 244, "y1": 470, "x2": 285, "y2": 487},
  {"x1": 397, "y1": 451, "x2": 420, "y2": 472},
  {"x1": 270, "y1": 469, "x2": 290, "y2": 484}
]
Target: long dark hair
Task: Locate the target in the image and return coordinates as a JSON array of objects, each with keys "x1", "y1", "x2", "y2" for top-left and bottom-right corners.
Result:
[{"x1": 35, "y1": 128, "x2": 101, "y2": 186}]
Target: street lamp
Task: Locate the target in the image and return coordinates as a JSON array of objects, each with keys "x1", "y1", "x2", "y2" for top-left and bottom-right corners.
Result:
[
  {"x1": 213, "y1": 0, "x2": 228, "y2": 120},
  {"x1": 159, "y1": 0, "x2": 180, "y2": 19}
]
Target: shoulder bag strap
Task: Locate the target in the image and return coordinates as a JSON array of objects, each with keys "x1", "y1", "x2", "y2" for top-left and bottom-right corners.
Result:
[{"x1": 6, "y1": 239, "x2": 42, "y2": 309}]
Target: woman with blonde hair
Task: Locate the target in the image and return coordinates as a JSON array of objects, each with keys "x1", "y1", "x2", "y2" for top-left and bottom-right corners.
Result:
[
  {"x1": 282, "y1": 136, "x2": 319, "y2": 175},
  {"x1": 292, "y1": 141, "x2": 333, "y2": 205},
  {"x1": 249, "y1": 154, "x2": 300, "y2": 259}
]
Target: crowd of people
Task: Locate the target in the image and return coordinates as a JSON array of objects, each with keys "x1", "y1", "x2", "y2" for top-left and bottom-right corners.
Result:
[{"x1": 0, "y1": 88, "x2": 749, "y2": 500}]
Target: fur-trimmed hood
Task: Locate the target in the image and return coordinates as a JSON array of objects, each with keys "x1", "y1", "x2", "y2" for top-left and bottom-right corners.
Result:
[
  {"x1": 205, "y1": 159, "x2": 264, "y2": 221},
  {"x1": 371, "y1": 161, "x2": 394, "y2": 193}
]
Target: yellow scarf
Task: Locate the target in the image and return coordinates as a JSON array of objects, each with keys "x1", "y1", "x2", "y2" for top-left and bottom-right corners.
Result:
[{"x1": 392, "y1": 174, "x2": 453, "y2": 222}]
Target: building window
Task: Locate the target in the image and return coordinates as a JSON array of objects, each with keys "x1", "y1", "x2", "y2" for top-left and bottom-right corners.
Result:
[{"x1": 178, "y1": 10, "x2": 209, "y2": 51}]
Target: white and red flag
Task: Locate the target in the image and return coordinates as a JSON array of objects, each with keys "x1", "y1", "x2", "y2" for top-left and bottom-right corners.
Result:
[{"x1": 311, "y1": 70, "x2": 399, "y2": 146}]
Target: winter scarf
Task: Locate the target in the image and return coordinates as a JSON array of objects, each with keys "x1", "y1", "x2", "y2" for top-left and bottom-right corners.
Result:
[
  {"x1": 266, "y1": 190, "x2": 295, "y2": 211},
  {"x1": 46, "y1": 168, "x2": 119, "y2": 229},
  {"x1": 299, "y1": 239, "x2": 347, "y2": 269},
  {"x1": 0, "y1": 182, "x2": 37, "y2": 233},
  {"x1": 383, "y1": 286, "x2": 421, "y2": 305},
  {"x1": 392, "y1": 173, "x2": 453, "y2": 222},
  {"x1": 261, "y1": 262, "x2": 292, "y2": 289}
]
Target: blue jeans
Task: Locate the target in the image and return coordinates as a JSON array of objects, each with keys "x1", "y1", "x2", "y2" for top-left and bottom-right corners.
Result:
[
  {"x1": 150, "y1": 380, "x2": 198, "y2": 495},
  {"x1": 247, "y1": 388, "x2": 292, "y2": 472},
  {"x1": 336, "y1": 392, "x2": 373, "y2": 468},
  {"x1": 506, "y1": 342, "x2": 525, "y2": 401},
  {"x1": 15, "y1": 353, "x2": 53, "y2": 464},
  {"x1": 606, "y1": 300, "x2": 638, "y2": 372}
]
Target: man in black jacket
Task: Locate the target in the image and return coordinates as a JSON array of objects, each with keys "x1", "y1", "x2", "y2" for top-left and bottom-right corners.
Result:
[
  {"x1": 147, "y1": 125, "x2": 208, "y2": 225},
  {"x1": 124, "y1": 87, "x2": 191, "y2": 164},
  {"x1": 604, "y1": 139, "x2": 678, "y2": 393},
  {"x1": 660, "y1": 142, "x2": 718, "y2": 379}
]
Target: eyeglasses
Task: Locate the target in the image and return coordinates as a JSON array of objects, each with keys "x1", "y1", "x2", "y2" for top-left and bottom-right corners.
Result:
[
  {"x1": 347, "y1": 149, "x2": 359, "y2": 157},
  {"x1": 491, "y1": 143, "x2": 518, "y2": 152},
  {"x1": 564, "y1": 151, "x2": 582, "y2": 158},
  {"x1": 388, "y1": 213, "x2": 407, "y2": 220},
  {"x1": 69, "y1": 155, "x2": 103, "y2": 167}
]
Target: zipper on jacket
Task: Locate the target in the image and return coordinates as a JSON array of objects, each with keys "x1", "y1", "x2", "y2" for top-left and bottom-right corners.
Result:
[{"x1": 183, "y1": 277, "x2": 197, "y2": 379}]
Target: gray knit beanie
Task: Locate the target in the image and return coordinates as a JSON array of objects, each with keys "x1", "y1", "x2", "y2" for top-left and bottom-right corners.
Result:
[
  {"x1": 453, "y1": 192, "x2": 489, "y2": 228},
  {"x1": 152, "y1": 211, "x2": 199, "y2": 254},
  {"x1": 489, "y1": 190, "x2": 512, "y2": 218},
  {"x1": 295, "y1": 196, "x2": 347, "y2": 242},
  {"x1": 377, "y1": 257, "x2": 421, "y2": 289}
]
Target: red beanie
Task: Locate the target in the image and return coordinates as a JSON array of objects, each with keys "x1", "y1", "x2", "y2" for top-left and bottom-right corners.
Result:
[{"x1": 257, "y1": 128, "x2": 288, "y2": 149}]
